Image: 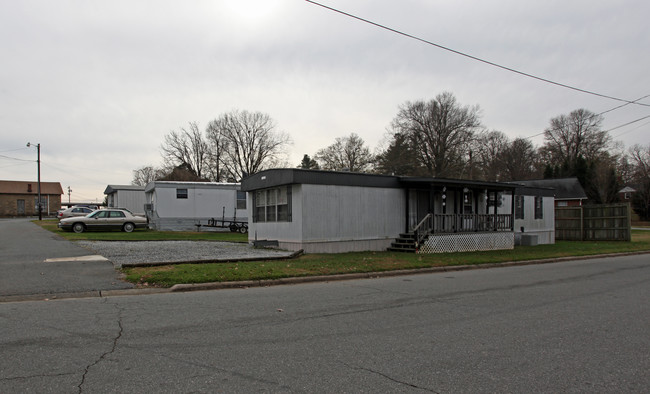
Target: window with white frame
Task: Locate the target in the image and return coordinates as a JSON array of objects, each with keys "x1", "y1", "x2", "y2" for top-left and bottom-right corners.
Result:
[
  {"x1": 254, "y1": 186, "x2": 291, "y2": 222},
  {"x1": 176, "y1": 188, "x2": 188, "y2": 199}
]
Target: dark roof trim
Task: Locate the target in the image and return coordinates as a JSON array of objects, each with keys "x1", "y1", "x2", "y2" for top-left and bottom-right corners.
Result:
[
  {"x1": 510, "y1": 177, "x2": 587, "y2": 199},
  {"x1": 241, "y1": 169, "x2": 402, "y2": 191},
  {"x1": 512, "y1": 185, "x2": 556, "y2": 197},
  {"x1": 399, "y1": 176, "x2": 516, "y2": 191},
  {"x1": 241, "y1": 169, "x2": 518, "y2": 192}
]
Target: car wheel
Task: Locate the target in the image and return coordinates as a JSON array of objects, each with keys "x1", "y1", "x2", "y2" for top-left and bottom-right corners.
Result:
[
  {"x1": 72, "y1": 223, "x2": 85, "y2": 233},
  {"x1": 123, "y1": 223, "x2": 135, "y2": 233}
]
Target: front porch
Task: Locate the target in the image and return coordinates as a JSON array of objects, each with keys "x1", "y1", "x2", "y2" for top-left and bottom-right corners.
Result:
[{"x1": 390, "y1": 178, "x2": 516, "y2": 253}]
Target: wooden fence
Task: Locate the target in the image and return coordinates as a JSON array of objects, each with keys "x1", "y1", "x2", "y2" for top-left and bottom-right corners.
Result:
[{"x1": 555, "y1": 203, "x2": 631, "y2": 241}]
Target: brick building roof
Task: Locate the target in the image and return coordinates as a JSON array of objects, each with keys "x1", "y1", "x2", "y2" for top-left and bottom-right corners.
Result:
[{"x1": 0, "y1": 180, "x2": 63, "y2": 195}]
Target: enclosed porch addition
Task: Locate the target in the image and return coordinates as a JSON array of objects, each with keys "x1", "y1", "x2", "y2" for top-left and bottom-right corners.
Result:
[{"x1": 391, "y1": 178, "x2": 516, "y2": 253}]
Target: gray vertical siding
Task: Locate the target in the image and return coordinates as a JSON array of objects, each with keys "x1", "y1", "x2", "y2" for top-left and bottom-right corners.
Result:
[
  {"x1": 247, "y1": 184, "x2": 406, "y2": 251},
  {"x1": 301, "y1": 184, "x2": 405, "y2": 241}
]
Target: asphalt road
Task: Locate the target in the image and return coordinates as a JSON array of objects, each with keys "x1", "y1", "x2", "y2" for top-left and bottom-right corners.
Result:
[
  {"x1": 1, "y1": 254, "x2": 648, "y2": 393},
  {"x1": 0, "y1": 218, "x2": 133, "y2": 298}
]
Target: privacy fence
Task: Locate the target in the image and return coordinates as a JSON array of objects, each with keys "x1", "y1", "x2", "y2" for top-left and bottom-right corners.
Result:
[{"x1": 555, "y1": 203, "x2": 631, "y2": 241}]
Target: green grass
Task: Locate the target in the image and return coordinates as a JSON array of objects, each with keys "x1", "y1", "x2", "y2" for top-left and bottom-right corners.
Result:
[
  {"x1": 122, "y1": 230, "x2": 650, "y2": 288},
  {"x1": 34, "y1": 219, "x2": 248, "y2": 242}
]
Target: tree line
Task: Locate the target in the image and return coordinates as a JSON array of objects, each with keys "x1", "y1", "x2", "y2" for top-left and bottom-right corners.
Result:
[{"x1": 133, "y1": 92, "x2": 650, "y2": 219}]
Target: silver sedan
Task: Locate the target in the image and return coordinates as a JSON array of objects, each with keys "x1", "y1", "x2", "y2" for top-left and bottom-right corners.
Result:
[{"x1": 58, "y1": 209, "x2": 148, "y2": 233}]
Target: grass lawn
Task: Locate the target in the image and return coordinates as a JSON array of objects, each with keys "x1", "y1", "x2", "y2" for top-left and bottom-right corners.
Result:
[
  {"x1": 121, "y1": 230, "x2": 650, "y2": 288},
  {"x1": 35, "y1": 219, "x2": 248, "y2": 242}
]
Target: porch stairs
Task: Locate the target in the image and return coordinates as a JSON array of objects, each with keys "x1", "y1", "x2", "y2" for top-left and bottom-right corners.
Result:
[{"x1": 388, "y1": 232, "x2": 422, "y2": 253}]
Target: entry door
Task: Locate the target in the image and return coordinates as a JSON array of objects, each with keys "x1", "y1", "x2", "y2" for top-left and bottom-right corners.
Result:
[
  {"x1": 408, "y1": 190, "x2": 431, "y2": 229},
  {"x1": 17, "y1": 199, "x2": 25, "y2": 215}
]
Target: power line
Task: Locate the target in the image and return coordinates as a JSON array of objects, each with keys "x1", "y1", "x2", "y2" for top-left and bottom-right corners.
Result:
[
  {"x1": 522, "y1": 94, "x2": 650, "y2": 140},
  {"x1": 0, "y1": 154, "x2": 33, "y2": 162},
  {"x1": 305, "y1": 0, "x2": 650, "y2": 108},
  {"x1": 613, "y1": 120, "x2": 650, "y2": 138},
  {"x1": 0, "y1": 147, "x2": 30, "y2": 154},
  {"x1": 0, "y1": 162, "x2": 32, "y2": 169},
  {"x1": 606, "y1": 115, "x2": 650, "y2": 134}
]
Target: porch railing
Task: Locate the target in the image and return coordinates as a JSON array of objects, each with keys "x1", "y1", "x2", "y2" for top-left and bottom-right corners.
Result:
[
  {"x1": 413, "y1": 213, "x2": 434, "y2": 248},
  {"x1": 431, "y1": 214, "x2": 512, "y2": 234}
]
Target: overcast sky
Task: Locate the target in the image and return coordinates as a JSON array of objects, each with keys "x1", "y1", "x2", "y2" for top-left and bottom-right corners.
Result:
[{"x1": 2, "y1": 0, "x2": 649, "y2": 203}]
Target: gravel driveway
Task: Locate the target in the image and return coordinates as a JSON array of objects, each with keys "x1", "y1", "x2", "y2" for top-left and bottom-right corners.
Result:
[{"x1": 77, "y1": 241, "x2": 295, "y2": 268}]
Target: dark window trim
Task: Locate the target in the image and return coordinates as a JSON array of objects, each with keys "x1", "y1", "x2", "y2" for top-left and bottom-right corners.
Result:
[
  {"x1": 534, "y1": 196, "x2": 543, "y2": 219},
  {"x1": 515, "y1": 195, "x2": 524, "y2": 220}
]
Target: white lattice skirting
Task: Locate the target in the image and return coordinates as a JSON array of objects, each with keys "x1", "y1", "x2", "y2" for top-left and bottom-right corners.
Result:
[{"x1": 418, "y1": 232, "x2": 514, "y2": 254}]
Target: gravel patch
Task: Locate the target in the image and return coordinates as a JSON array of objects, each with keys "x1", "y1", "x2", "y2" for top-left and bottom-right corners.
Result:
[{"x1": 76, "y1": 241, "x2": 295, "y2": 268}]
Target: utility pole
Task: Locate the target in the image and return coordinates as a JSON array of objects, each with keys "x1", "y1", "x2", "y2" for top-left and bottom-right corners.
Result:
[
  {"x1": 27, "y1": 142, "x2": 42, "y2": 220},
  {"x1": 67, "y1": 186, "x2": 72, "y2": 204}
]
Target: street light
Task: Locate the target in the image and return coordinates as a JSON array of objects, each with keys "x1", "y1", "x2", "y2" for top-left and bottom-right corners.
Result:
[{"x1": 26, "y1": 142, "x2": 42, "y2": 220}]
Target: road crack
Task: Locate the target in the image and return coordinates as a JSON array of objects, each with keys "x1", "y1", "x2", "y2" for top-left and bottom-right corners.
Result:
[
  {"x1": 77, "y1": 301, "x2": 123, "y2": 394},
  {"x1": 342, "y1": 362, "x2": 439, "y2": 393}
]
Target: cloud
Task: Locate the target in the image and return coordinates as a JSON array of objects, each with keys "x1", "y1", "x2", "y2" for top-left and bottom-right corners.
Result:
[{"x1": 1, "y1": 0, "x2": 649, "y2": 202}]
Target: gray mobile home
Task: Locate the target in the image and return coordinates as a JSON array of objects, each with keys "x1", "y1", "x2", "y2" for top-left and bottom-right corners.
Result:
[{"x1": 241, "y1": 169, "x2": 555, "y2": 253}]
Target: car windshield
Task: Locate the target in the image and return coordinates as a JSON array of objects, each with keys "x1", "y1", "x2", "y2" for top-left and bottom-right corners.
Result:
[{"x1": 87, "y1": 211, "x2": 101, "y2": 218}]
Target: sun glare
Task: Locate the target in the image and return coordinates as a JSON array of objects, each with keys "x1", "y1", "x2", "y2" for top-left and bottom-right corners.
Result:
[{"x1": 224, "y1": 0, "x2": 281, "y2": 24}]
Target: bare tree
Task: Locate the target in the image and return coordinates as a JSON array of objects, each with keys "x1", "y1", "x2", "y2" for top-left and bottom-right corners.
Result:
[
  {"x1": 589, "y1": 157, "x2": 620, "y2": 203},
  {"x1": 392, "y1": 92, "x2": 482, "y2": 177},
  {"x1": 502, "y1": 138, "x2": 541, "y2": 181},
  {"x1": 628, "y1": 143, "x2": 650, "y2": 219},
  {"x1": 160, "y1": 122, "x2": 210, "y2": 179},
  {"x1": 472, "y1": 130, "x2": 508, "y2": 181},
  {"x1": 132, "y1": 165, "x2": 165, "y2": 186},
  {"x1": 206, "y1": 110, "x2": 290, "y2": 180},
  {"x1": 315, "y1": 133, "x2": 374, "y2": 172},
  {"x1": 205, "y1": 121, "x2": 227, "y2": 181},
  {"x1": 541, "y1": 109, "x2": 611, "y2": 168}
]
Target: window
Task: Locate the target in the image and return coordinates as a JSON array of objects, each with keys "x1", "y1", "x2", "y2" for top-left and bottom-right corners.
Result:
[
  {"x1": 34, "y1": 196, "x2": 47, "y2": 210},
  {"x1": 236, "y1": 191, "x2": 247, "y2": 210},
  {"x1": 255, "y1": 190, "x2": 266, "y2": 223},
  {"x1": 254, "y1": 186, "x2": 291, "y2": 223},
  {"x1": 515, "y1": 195, "x2": 524, "y2": 219},
  {"x1": 534, "y1": 196, "x2": 543, "y2": 219},
  {"x1": 176, "y1": 188, "x2": 188, "y2": 199},
  {"x1": 109, "y1": 211, "x2": 126, "y2": 218}
]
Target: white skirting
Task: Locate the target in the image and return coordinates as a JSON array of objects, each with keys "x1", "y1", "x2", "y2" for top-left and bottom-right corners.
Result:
[{"x1": 418, "y1": 232, "x2": 514, "y2": 254}]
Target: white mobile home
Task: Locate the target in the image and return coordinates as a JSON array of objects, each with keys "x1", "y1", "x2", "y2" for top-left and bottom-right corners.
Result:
[
  {"x1": 241, "y1": 169, "x2": 555, "y2": 253},
  {"x1": 144, "y1": 181, "x2": 247, "y2": 231},
  {"x1": 104, "y1": 185, "x2": 146, "y2": 215},
  {"x1": 507, "y1": 185, "x2": 556, "y2": 245}
]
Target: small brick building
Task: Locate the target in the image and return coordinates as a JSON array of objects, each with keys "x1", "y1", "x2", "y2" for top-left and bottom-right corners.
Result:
[{"x1": 0, "y1": 180, "x2": 63, "y2": 217}]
